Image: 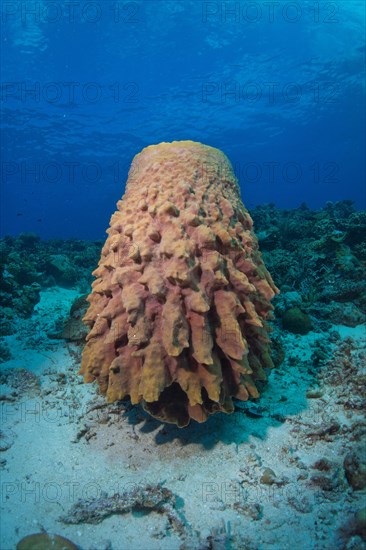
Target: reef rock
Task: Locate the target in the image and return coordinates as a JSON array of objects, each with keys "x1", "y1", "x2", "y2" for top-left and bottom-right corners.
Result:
[
  {"x1": 344, "y1": 450, "x2": 366, "y2": 490},
  {"x1": 282, "y1": 306, "x2": 312, "y2": 335},
  {"x1": 80, "y1": 141, "x2": 279, "y2": 426},
  {"x1": 16, "y1": 533, "x2": 78, "y2": 550}
]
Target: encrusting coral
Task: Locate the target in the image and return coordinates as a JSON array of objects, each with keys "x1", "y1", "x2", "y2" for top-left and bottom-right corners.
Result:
[{"x1": 80, "y1": 141, "x2": 279, "y2": 426}]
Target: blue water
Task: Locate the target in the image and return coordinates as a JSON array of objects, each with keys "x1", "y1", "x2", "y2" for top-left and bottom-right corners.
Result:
[{"x1": 1, "y1": 0, "x2": 365, "y2": 239}]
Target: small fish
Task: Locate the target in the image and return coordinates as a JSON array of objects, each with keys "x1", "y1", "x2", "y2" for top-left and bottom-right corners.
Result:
[{"x1": 17, "y1": 213, "x2": 23, "y2": 216}]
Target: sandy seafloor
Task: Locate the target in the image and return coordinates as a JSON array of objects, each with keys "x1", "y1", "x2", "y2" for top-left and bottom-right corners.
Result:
[{"x1": 1, "y1": 287, "x2": 365, "y2": 550}]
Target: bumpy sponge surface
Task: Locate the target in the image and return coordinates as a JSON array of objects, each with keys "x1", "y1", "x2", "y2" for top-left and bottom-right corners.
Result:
[{"x1": 80, "y1": 141, "x2": 279, "y2": 427}]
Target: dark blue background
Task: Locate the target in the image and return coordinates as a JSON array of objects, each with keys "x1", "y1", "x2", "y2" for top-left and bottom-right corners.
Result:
[{"x1": 1, "y1": 0, "x2": 365, "y2": 238}]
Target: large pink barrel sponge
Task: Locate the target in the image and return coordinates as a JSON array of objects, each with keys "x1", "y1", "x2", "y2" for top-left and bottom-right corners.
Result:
[{"x1": 80, "y1": 141, "x2": 279, "y2": 427}]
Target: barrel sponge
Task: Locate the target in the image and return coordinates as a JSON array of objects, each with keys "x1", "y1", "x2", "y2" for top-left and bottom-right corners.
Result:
[{"x1": 79, "y1": 141, "x2": 279, "y2": 427}]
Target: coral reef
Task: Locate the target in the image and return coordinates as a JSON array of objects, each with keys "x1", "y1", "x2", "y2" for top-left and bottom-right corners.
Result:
[
  {"x1": 1, "y1": 199, "x2": 363, "y2": 336},
  {"x1": 80, "y1": 141, "x2": 278, "y2": 427},
  {"x1": 0, "y1": 234, "x2": 101, "y2": 319},
  {"x1": 252, "y1": 200, "x2": 366, "y2": 329}
]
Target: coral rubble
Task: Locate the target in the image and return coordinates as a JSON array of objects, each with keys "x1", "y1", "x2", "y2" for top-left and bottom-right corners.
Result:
[
  {"x1": 60, "y1": 483, "x2": 185, "y2": 535},
  {"x1": 80, "y1": 141, "x2": 278, "y2": 426}
]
